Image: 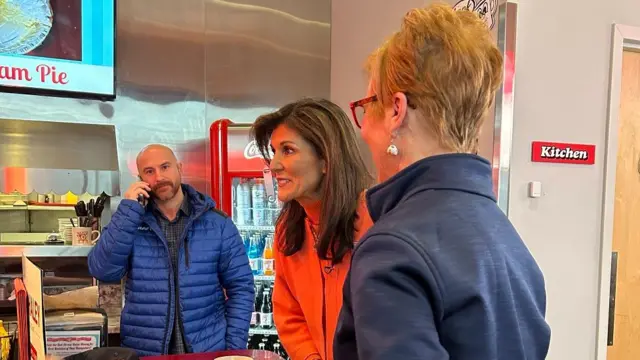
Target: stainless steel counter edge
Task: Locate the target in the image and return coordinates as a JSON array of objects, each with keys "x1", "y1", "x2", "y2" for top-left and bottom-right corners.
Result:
[{"x1": 0, "y1": 245, "x2": 93, "y2": 257}]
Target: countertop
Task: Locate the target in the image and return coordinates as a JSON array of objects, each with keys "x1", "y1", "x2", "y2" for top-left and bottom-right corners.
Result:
[
  {"x1": 142, "y1": 350, "x2": 284, "y2": 360},
  {"x1": 0, "y1": 245, "x2": 93, "y2": 257}
]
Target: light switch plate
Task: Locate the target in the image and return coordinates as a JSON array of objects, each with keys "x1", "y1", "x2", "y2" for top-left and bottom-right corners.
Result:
[{"x1": 528, "y1": 181, "x2": 542, "y2": 198}]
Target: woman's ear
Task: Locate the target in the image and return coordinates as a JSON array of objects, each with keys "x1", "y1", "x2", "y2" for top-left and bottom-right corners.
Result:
[{"x1": 388, "y1": 92, "x2": 409, "y2": 133}]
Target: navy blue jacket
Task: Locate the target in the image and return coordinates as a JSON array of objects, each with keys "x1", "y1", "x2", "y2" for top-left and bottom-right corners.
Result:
[
  {"x1": 88, "y1": 184, "x2": 254, "y2": 356},
  {"x1": 334, "y1": 154, "x2": 550, "y2": 360}
]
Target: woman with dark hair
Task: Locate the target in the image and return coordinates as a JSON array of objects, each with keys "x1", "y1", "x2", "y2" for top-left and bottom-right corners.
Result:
[{"x1": 250, "y1": 98, "x2": 372, "y2": 360}]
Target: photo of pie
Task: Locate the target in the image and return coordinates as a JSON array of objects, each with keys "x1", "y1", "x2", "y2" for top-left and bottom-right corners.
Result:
[
  {"x1": 0, "y1": 0, "x2": 53, "y2": 54},
  {"x1": 0, "y1": 0, "x2": 82, "y2": 61}
]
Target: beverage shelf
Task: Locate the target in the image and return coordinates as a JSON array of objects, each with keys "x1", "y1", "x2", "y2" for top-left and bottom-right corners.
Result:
[
  {"x1": 0, "y1": 299, "x2": 16, "y2": 309},
  {"x1": 0, "y1": 205, "x2": 76, "y2": 211},
  {"x1": 254, "y1": 275, "x2": 275, "y2": 281},
  {"x1": 237, "y1": 225, "x2": 275, "y2": 232},
  {"x1": 250, "y1": 328, "x2": 278, "y2": 336}
]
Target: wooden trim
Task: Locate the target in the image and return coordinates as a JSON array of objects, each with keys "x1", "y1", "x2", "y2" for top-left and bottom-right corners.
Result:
[{"x1": 596, "y1": 23, "x2": 640, "y2": 360}]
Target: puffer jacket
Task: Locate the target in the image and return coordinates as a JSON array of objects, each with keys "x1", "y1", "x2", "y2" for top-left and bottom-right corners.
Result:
[{"x1": 88, "y1": 184, "x2": 254, "y2": 356}]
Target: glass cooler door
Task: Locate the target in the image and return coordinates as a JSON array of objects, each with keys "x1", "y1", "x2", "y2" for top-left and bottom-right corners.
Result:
[{"x1": 231, "y1": 176, "x2": 288, "y2": 359}]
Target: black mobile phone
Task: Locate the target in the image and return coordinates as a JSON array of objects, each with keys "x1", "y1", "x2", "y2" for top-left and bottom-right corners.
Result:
[{"x1": 137, "y1": 176, "x2": 150, "y2": 206}]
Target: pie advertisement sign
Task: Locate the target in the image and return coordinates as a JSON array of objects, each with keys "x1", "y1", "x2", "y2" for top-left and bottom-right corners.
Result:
[{"x1": 0, "y1": 0, "x2": 115, "y2": 99}]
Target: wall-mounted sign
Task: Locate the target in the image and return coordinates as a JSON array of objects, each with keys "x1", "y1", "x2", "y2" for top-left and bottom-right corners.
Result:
[
  {"x1": 531, "y1": 141, "x2": 596, "y2": 165},
  {"x1": 453, "y1": 0, "x2": 498, "y2": 29},
  {"x1": 23, "y1": 255, "x2": 45, "y2": 360},
  {"x1": 0, "y1": 0, "x2": 116, "y2": 100}
]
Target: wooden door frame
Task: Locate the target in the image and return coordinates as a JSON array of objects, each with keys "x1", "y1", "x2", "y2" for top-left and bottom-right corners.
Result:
[{"x1": 596, "y1": 24, "x2": 640, "y2": 360}]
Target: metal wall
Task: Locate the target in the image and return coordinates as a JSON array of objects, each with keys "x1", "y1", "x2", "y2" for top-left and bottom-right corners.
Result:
[
  {"x1": 0, "y1": 0, "x2": 331, "y2": 199},
  {"x1": 330, "y1": 0, "x2": 516, "y2": 213}
]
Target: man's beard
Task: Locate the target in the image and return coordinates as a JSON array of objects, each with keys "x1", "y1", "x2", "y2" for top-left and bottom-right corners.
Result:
[{"x1": 151, "y1": 180, "x2": 180, "y2": 201}]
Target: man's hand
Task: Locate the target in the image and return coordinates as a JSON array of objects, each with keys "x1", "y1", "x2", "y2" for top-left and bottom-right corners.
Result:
[{"x1": 124, "y1": 181, "x2": 151, "y2": 201}]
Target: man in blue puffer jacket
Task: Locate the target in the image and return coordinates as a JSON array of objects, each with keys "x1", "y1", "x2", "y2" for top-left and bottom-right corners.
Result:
[{"x1": 88, "y1": 144, "x2": 254, "y2": 356}]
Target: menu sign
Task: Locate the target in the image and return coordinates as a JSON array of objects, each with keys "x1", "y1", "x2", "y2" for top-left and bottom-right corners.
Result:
[
  {"x1": 0, "y1": 0, "x2": 116, "y2": 99},
  {"x1": 22, "y1": 255, "x2": 46, "y2": 360},
  {"x1": 0, "y1": 59, "x2": 112, "y2": 94},
  {"x1": 46, "y1": 330, "x2": 101, "y2": 357}
]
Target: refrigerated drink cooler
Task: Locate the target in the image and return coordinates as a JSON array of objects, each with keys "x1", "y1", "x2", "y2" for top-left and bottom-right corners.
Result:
[{"x1": 210, "y1": 119, "x2": 288, "y2": 359}]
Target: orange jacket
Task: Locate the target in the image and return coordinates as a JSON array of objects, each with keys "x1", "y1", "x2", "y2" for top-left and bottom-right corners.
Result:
[{"x1": 273, "y1": 196, "x2": 373, "y2": 360}]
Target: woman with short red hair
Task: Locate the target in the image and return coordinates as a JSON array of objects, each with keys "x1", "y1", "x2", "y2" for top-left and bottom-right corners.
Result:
[{"x1": 334, "y1": 4, "x2": 550, "y2": 360}]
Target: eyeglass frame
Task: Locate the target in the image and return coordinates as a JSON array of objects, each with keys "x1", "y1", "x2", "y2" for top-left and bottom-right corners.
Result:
[
  {"x1": 349, "y1": 94, "x2": 417, "y2": 128},
  {"x1": 349, "y1": 95, "x2": 378, "y2": 129}
]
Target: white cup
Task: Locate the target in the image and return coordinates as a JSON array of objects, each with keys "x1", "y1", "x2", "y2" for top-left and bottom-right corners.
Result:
[{"x1": 72, "y1": 227, "x2": 100, "y2": 246}]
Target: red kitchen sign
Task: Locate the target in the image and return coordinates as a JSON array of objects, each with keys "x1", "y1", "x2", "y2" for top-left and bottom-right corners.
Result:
[{"x1": 531, "y1": 141, "x2": 596, "y2": 165}]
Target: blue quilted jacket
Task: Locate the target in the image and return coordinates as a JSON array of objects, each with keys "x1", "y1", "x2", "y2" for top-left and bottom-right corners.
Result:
[{"x1": 88, "y1": 184, "x2": 254, "y2": 356}]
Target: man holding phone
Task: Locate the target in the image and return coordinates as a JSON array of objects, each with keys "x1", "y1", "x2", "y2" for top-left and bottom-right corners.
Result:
[{"x1": 88, "y1": 144, "x2": 254, "y2": 356}]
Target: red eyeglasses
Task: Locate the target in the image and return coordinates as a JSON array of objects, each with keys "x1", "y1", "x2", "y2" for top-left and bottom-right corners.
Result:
[{"x1": 349, "y1": 95, "x2": 377, "y2": 128}]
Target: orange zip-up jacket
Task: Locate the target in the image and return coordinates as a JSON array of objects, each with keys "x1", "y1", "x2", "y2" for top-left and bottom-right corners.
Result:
[{"x1": 272, "y1": 195, "x2": 373, "y2": 360}]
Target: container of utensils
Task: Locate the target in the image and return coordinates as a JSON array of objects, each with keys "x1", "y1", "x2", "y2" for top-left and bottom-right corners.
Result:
[{"x1": 70, "y1": 192, "x2": 109, "y2": 245}]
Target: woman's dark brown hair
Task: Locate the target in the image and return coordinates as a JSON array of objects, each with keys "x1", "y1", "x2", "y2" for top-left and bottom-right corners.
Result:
[{"x1": 250, "y1": 98, "x2": 372, "y2": 265}]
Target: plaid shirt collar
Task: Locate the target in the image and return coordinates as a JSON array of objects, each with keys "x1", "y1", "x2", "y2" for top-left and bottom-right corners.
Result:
[{"x1": 150, "y1": 190, "x2": 191, "y2": 220}]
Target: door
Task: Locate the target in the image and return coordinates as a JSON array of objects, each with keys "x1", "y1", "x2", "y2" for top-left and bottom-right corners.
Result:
[{"x1": 607, "y1": 49, "x2": 640, "y2": 360}]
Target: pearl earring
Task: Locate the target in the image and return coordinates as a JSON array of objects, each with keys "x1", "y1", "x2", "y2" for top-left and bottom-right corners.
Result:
[
  {"x1": 386, "y1": 132, "x2": 399, "y2": 156},
  {"x1": 386, "y1": 144, "x2": 399, "y2": 156}
]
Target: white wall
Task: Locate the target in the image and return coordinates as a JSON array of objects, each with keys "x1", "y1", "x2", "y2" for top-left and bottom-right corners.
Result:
[
  {"x1": 331, "y1": 0, "x2": 640, "y2": 359},
  {"x1": 330, "y1": 0, "x2": 495, "y2": 172},
  {"x1": 510, "y1": 0, "x2": 640, "y2": 359},
  {"x1": 330, "y1": 0, "x2": 433, "y2": 172}
]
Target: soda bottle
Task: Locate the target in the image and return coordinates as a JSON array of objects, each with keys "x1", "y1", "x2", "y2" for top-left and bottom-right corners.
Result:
[
  {"x1": 268, "y1": 182, "x2": 280, "y2": 226},
  {"x1": 262, "y1": 236, "x2": 274, "y2": 276},
  {"x1": 248, "y1": 235, "x2": 261, "y2": 275},
  {"x1": 251, "y1": 283, "x2": 259, "y2": 328},
  {"x1": 273, "y1": 343, "x2": 287, "y2": 358},
  {"x1": 275, "y1": 340, "x2": 289, "y2": 359},
  {"x1": 259, "y1": 289, "x2": 273, "y2": 329},
  {"x1": 252, "y1": 179, "x2": 266, "y2": 226},
  {"x1": 261, "y1": 337, "x2": 271, "y2": 351},
  {"x1": 240, "y1": 231, "x2": 249, "y2": 253},
  {"x1": 258, "y1": 232, "x2": 266, "y2": 255},
  {"x1": 248, "y1": 333, "x2": 258, "y2": 350},
  {"x1": 236, "y1": 179, "x2": 253, "y2": 225}
]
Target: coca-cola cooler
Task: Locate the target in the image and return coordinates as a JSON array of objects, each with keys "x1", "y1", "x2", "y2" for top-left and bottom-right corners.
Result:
[{"x1": 209, "y1": 119, "x2": 288, "y2": 359}]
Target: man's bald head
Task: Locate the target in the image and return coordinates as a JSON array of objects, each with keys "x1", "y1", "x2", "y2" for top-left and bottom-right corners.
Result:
[
  {"x1": 136, "y1": 144, "x2": 178, "y2": 168},
  {"x1": 136, "y1": 144, "x2": 183, "y2": 202}
]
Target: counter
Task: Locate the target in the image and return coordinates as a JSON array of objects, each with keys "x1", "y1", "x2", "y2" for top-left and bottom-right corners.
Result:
[
  {"x1": 0, "y1": 245, "x2": 93, "y2": 257},
  {"x1": 142, "y1": 350, "x2": 284, "y2": 360}
]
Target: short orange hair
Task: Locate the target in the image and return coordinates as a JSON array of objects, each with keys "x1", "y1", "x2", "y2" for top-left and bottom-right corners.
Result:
[{"x1": 367, "y1": 3, "x2": 503, "y2": 153}]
